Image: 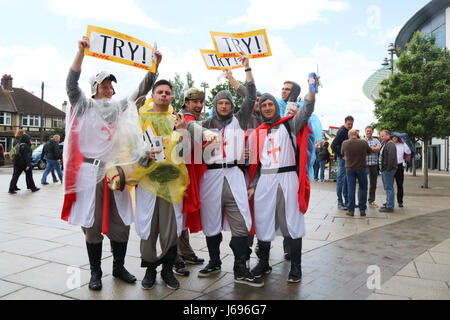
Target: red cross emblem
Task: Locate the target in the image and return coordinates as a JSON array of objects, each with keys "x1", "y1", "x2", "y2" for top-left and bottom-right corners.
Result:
[
  {"x1": 101, "y1": 124, "x2": 116, "y2": 142},
  {"x1": 267, "y1": 138, "x2": 281, "y2": 164}
]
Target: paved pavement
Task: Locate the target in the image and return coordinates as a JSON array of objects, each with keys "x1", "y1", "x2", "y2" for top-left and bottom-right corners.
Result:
[{"x1": 0, "y1": 166, "x2": 449, "y2": 300}]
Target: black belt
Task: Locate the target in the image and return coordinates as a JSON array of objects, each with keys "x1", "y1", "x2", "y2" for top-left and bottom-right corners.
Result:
[
  {"x1": 207, "y1": 161, "x2": 240, "y2": 170},
  {"x1": 84, "y1": 157, "x2": 105, "y2": 167},
  {"x1": 261, "y1": 165, "x2": 297, "y2": 175}
]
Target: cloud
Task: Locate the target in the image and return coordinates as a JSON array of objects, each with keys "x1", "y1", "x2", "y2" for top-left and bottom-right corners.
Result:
[
  {"x1": 48, "y1": 0, "x2": 182, "y2": 34},
  {"x1": 0, "y1": 45, "x2": 70, "y2": 109},
  {"x1": 228, "y1": 0, "x2": 350, "y2": 30}
]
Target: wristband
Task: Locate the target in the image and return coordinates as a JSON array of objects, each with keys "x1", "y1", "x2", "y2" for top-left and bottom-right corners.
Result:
[{"x1": 245, "y1": 68, "x2": 252, "y2": 72}]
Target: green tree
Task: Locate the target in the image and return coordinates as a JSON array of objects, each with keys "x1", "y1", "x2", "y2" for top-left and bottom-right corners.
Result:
[
  {"x1": 43, "y1": 127, "x2": 66, "y2": 142},
  {"x1": 374, "y1": 31, "x2": 450, "y2": 188},
  {"x1": 205, "y1": 80, "x2": 245, "y2": 115},
  {"x1": 169, "y1": 72, "x2": 195, "y2": 111}
]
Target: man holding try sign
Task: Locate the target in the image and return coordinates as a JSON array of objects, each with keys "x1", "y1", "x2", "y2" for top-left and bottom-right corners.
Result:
[
  {"x1": 62, "y1": 35, "x2": 161, "y2": 291},
  {"x1": 187, "y1": 54, "x2": 263, "y2": 288}
]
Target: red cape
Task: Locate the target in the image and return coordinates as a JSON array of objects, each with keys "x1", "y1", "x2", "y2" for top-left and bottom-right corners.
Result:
[
  {"x1": 248, "y1": 115, "x2": 311, "y2": 214},
  {"x1": 61, "y1": 111, "x2": 84, "y2": 222},
  {"x1": 182, "y1": 114, "x2": 206, "y2": 233}
]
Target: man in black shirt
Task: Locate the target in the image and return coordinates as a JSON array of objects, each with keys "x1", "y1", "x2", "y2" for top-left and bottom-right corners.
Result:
[{"x1": 331, "y1": 116, "x2": 354, "y2": 210}]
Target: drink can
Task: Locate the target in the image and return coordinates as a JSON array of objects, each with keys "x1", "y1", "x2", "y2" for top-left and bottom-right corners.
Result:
[{"x1": 308, "y1": 72, "x2": 319, "y2": 93}]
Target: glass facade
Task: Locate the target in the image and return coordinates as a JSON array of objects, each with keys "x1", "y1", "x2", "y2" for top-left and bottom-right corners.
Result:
[{"x1": 419, "y1": 9, "x2": 446, "y2": 48}]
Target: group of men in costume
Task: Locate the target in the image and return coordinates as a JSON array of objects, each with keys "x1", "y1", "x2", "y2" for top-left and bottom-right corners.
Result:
[{"x1": 62, "y1": 35, "x2": 319, "y2": 291}]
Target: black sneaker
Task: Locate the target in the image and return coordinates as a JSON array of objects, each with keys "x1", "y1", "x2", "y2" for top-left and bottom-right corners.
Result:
[
  {"x1": 198, "y1": 263, "x2": 221, "y2": 277},
  {"x1": 173, "y1": 262, "x2": 190, "y2": 277},
  {"x1": 161, "y1": 269, "x2": 180, "y2": 290},
  {"x1": 141, "y1": 268, "x2": 156, "y2": 290},
  {"x1": 8, "y1": 190, "x2": 16, "y2": 194},
  {"x1": 182, "y1": 255, "x2": 205, "y2": 265},
  {"x1": 338, "y1": 204, "x2": 348, "y2": 211},
  {"x1": 251, "y1": 261, "x2": 272, "y2": 278},
  {"x1": 234, "y1": 269, "x2": 264, "y2": 288},
  {"x1": 287, "y1": 273, "x2": 302, "y2": 283},
  {"x1": 287, "y1": 266, "x2": 302, "y2": 283},
  {"x1": 31, "y1": 188, "x2": 40, "y2": 192}
]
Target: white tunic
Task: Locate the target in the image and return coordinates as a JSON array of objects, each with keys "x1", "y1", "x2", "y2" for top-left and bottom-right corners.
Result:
[
  {"x1": 134, "y1": 187, "x2": 183, "y2": 240},
  {"x1": 200, "y1": 117, "x2": 252, "y2": 237},
  {"x1": 252, "y1": 124, "x2": 305, "y2": 242},
  {"x1": 68, "y1": 107, "x2": 133, "y2": 228}
]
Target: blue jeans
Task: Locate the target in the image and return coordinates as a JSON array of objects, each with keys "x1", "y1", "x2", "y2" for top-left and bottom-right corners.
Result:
[
  {"x1": 41, "y1": 159, "x2": 63, "y2": 183},
  {"x1": 313, "y1": 161, "x2": 320, "y2": 180},
  {"x1": 381, "y1": 169, "x2": 397, "y2": 209},
  {"x1": 319, "y1": 161, "x2": 326, "y2": 181},
  {"x1": 346, "y1": 169, "x2": 368, "y2": 213},
  {"x1": 336, "y1": 157, "x2": 348, "y2": 205}
]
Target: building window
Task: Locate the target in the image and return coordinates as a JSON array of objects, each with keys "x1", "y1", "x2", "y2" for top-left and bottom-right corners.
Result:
[
  {"x1": 52, "y1": 117, "x2": 63, "y2": 128},
  {"x1": 22, "y1": 115, "x2": 41, "y2": 127},
  {"x1": 0, "y1": 112, "x2": 11, "y2": 125}
]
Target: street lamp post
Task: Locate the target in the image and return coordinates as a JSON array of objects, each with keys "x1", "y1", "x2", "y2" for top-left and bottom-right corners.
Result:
[
  {"x1": 40, "y1": 81, "x2": 44, "y2": 143},
  {"x1": 381, "y1": 43, "x2": 396, "y2": 74}
]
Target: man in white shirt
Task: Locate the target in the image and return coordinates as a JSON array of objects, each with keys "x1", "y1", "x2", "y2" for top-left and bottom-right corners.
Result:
[{"x1": 391, "y1": 133, "x2": 411, "y2": 208}]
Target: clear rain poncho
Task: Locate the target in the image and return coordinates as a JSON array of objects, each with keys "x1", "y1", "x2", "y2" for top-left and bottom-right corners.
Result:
[{"x1": 63, "y1": 93, "x2": 148, "y2": 195}]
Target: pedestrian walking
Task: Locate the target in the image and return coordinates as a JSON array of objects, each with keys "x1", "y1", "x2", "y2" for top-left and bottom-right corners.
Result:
[
  {"x1": 41, "y1": 135, "x2": 63, "y2": 185},
  {"x1": 8, "y1": 133, "x2": 40, "y2": 194}
]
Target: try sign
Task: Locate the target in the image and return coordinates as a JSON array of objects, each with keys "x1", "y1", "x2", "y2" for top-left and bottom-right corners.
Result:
[
  {"x1": 85, "y1": 25, "x2": 156, "y2": 72},
  {"x1": 210, "y1": 29, "x2": 272, "y2": 59}
]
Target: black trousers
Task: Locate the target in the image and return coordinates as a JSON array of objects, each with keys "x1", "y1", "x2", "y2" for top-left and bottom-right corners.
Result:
[
  {"x1": 366, "y1": 165, "x2": 379, "y2": 203},
  {"x1": 9, "y1": 165, "x2": 37, "y2": 191},
  {"x1": 394, "y1": 163, "x2": 404, "y2": 204}
]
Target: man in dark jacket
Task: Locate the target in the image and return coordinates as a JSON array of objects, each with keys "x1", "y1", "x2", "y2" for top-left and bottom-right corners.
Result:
[
  {"x1": 378, "y1": 130, "x2": 397, "y2": 212},
  {"x1": 318, "y1": 141, "x2": 330, "y2": 182},
  {"x1": 331, "y1": 116, "x2": 354, "y2": 210},
  {"x1": 41, "y1": 141, "x2": 59, "y2": 183},
  {"x1": 41, "y1": 135, "x2": 63, "y2": 185},
  {"x1": 8, "y1": 134, "x2": 40, "y2": 194}
]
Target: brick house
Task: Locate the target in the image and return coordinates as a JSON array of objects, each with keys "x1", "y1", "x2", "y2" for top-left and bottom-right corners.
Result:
[{"x1": 0, "y1": 74, "x2": 65, "y2": 153}]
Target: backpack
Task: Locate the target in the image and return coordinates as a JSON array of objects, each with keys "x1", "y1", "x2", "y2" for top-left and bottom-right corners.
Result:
[{"x1": 10, "y1": 143, "x2": 25, "y2": 162}]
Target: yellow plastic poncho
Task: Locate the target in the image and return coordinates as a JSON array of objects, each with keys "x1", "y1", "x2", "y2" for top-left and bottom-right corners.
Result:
[{"x1": 128, "y1": 98, "x2": 189, "y2": 204}]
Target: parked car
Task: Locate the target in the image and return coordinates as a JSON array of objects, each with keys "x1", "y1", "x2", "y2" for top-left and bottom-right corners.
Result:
[
  {"x1": 31, "y1": 142, "x2": 64, "y2": 170},
  {"x1": 0, "y1": 144, "x2": 5, "y2": 166}
]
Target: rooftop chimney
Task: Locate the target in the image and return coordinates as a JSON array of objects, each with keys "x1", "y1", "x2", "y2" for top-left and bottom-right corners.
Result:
[{"x1": 1, "y1": 74, "x2": 13, "y2": 91}]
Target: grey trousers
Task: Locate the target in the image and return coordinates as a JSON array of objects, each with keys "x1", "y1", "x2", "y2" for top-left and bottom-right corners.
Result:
[
  {"x1": 82, "y1": 181, "x2": 130, "y2": 244},
  {"x1": 366, "y1": 165, "x2": 379, "y2": 203},
  {"x1": 140, "y1": 197, "x2": 179, "y2": 264},
  {"x1": 221, "y1": 178, "x2": 249, "y2": 237},
  {"x1": 275, "y1": 184, "x2": 291, "y2": 238}
]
